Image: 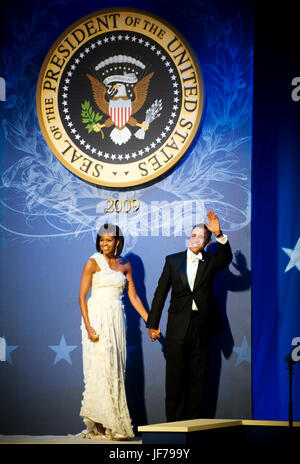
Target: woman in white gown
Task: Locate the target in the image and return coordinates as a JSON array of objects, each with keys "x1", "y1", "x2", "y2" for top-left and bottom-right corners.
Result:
[{"x1": 76, "y1": 224, "x2": 157, "y2": 440}]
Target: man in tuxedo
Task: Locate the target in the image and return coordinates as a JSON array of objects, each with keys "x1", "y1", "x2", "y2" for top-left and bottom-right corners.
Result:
[{"x1": 147, "y1": 210, "x2": 232, "y2": 422}]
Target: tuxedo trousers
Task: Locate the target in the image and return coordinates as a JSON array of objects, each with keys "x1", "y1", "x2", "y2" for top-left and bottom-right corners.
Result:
[{"x1": 165, "y1": 311, "x2": 210, "y2": 422}]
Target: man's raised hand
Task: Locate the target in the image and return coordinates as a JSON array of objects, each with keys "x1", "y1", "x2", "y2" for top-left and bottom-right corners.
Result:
[{"x1": 204, "y1": 210, "x2": 221, "y2": 236}]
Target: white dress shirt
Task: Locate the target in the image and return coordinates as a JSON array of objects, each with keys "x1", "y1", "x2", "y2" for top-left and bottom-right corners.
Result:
[{"x1": 187, "y1": 234, "x2": 228, "y2": 310}]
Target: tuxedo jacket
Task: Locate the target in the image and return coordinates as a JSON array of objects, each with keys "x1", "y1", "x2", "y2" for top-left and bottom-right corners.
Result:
[{"x1": 147, "y1": 241, "x2": 233, "y2": 341}]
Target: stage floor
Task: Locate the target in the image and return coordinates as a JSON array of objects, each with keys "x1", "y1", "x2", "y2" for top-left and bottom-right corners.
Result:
[
  {"x1": 0, "y1": 435, "x2": 142, "y2": 444},
  {"x1": 2, "y1": 420, "x2": 299, "y2": 445}
]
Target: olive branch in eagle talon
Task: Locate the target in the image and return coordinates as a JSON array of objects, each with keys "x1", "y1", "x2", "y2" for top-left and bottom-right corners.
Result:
[
  {"x1": 86, "y1": 71, "x2": 154, "y2": 146},
  {"x1": 81, "y1": 100, "x2": 104, "y2": 138}
]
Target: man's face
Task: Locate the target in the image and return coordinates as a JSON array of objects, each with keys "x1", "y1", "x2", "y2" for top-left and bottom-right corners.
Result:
[{"x1": 189, "y1": 226, "x2": 210, "y2": 253}]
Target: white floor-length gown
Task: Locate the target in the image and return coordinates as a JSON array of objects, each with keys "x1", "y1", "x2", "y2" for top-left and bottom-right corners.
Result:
[{"x1": 77, "y1": 252, "x2": 134, "y2": 440}]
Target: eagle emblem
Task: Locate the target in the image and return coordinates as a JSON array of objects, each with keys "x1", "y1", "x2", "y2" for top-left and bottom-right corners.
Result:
[{"x1": 86, "y1": 55, "x2": 162, "y2": 145}]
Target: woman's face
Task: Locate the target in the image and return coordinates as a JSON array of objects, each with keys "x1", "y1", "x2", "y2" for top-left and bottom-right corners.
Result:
[{"x1": 99, "y1": 233, "x2": 118, "y2": 255}]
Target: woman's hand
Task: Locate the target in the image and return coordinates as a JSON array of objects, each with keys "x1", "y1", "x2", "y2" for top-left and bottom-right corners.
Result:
[
  {"x1": 87, "y1": 326, "x2": 99, "y2": 342},
  {"x1": 148, "y1": 328, "x2": 161, "y2": 342}
]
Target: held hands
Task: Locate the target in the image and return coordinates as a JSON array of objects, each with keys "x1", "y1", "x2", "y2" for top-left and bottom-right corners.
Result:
[
  {"x1": 87, "y1": 326, "x2": 99, "y2": 342},
  {"x1": 148, "y1": 328, "x2": 161, "y2": 342},
  {"x1": 204, "y1": 210, "x2": 221, "y2": 236}
]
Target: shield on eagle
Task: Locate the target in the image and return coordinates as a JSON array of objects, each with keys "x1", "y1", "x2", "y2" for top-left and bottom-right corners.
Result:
[{"x1": 109, "y1": 99, "x2": 132, "y2": 129}]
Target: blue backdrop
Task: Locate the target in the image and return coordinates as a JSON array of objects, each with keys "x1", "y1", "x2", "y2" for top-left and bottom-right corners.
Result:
[
  {"x1": 252, "y1": 5, "x2": 300, "y2": 421},
  {"x1": 0, "y1": 0, "x2": 254, "y2": 434}
]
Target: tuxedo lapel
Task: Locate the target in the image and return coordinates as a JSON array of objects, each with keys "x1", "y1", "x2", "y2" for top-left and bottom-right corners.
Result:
[
  {"x1": 174, "y1": 250, "x2": 208, "y2": 290},
  {"x1": 193, "y1": 251, "x2": 208, "y2": 289},
  {"x1": 177, "y1": 251, "x2": 189, "y2": 288}
]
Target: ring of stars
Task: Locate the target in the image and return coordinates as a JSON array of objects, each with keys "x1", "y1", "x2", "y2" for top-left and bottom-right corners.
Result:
[{"x1": 59, "y1": 32, "x2": 181, "y2": 162}]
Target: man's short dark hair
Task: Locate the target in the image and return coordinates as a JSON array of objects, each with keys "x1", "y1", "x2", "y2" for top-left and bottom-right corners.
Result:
[
  {"x1": 96, "y1": 223, "x2": 124, "y2": 255},
  {"x1": 192, "y1": 223, "x2": 212, "y2": 240}
]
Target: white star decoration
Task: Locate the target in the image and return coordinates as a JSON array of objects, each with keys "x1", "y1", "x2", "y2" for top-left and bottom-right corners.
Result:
[
  {"x1": 282, "y1": 237, "x2": 300, "y2": 272},
  {"x1": 49, "y1": 335, "x2": 77, "y2": 365},
  {"x1": 233, "y1": 336, "x2": 251, "y2": 366}
]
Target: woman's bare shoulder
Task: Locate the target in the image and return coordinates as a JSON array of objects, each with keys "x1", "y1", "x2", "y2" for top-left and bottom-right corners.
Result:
[{"x1": 84, "y1": 256, "x2": 100, "y2": 273}]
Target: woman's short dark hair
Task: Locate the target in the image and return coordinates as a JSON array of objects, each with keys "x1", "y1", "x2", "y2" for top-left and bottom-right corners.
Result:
[{"x1": 96, "y1": 224, "x2": 124, "y2": 255}]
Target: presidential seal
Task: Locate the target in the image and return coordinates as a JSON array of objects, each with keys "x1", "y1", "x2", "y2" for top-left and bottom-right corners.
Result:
[{"x1": 37, "y1": 8, "x2": 204, "y2": 188}]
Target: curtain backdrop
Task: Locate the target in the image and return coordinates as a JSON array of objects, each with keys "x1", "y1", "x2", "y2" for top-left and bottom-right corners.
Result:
[{"x1": 252, "y1": 3, "x2": 300, "y2": 421}]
